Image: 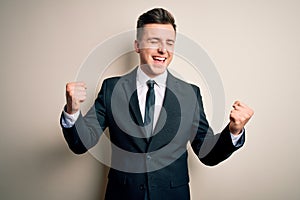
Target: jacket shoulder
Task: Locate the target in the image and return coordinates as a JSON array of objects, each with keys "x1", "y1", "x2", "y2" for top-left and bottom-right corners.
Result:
[
  {"x1": 102, "y1": 76, "x2": 121, "y2": 85},
  {"x1": 102, "y1": 68, "x2": 137, "y2": 85},
  {"x1": 168, "y1": 72, "x2": 200, "y2": 94}
]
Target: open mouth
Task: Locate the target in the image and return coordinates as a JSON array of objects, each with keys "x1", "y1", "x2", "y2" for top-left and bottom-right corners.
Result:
[{"x1": 152, "y1": 56, "x2": 166, "y2": 63}]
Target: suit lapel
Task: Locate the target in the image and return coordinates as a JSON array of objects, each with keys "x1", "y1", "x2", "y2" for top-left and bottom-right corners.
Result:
[
  {"x1": 121, "y1": 68, "x2": 149, "y2": 146},
  {"x1": 148, "y1": 72, "x2": 182, "y2": 151},
  {"x1": 153, "y1": 72, "x2": 179, "y2": 132},
  {"x1": 128, "y1": 90, "x2": 143, "y2": 126},
  {"x1": 121, "y1": 68, "x2": 143, "y2": 126}
]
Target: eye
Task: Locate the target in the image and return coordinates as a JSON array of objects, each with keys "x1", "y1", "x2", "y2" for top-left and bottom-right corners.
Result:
[
  {"x1": 166, "y1": 40, "x2": 174, "y2": 46},
  {"x1": 148, "y1": 39, "x2": 159, "y2": 44}
]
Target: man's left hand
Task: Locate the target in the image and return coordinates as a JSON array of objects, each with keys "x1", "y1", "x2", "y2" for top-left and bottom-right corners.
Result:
[{"x1": 229, "y1": 101, "x2": 254, "y2": 135}]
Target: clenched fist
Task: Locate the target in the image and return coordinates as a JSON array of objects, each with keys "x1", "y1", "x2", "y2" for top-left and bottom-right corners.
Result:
[
  {"x1": 65, "y1": 82, "x2": 87, "y2": 114},
  {"x1": 229, "y1": 101, "x2": 254, "y2": 135}
]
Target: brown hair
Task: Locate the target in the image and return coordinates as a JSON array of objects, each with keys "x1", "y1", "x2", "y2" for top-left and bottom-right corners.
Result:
[{"x1": 136, "y1": 8, "x2": 176, "y2": 39}]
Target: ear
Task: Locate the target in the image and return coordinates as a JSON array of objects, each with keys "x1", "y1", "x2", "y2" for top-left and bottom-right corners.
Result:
[{"x1": 134, "y1": 40, "x2": 140, "y2": 53}]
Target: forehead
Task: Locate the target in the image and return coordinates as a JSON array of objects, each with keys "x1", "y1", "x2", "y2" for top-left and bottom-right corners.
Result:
[{"x1": 139, "y1": 24, "x2": 176, "y2": 40}]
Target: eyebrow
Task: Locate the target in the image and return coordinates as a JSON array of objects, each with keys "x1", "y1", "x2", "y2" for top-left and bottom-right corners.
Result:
[
  {"x1": 147, "y1": 37, "x2": 160, "y2": 41},
  {"x1": 147, "y1": 37, "x2": 175, "y2": 43},
  {"x1": 166, "y1": 39, "x2": 175, "y2": 43}
]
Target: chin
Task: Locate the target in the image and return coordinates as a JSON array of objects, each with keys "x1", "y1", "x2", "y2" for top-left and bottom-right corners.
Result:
[{"x1": 151, "y1": 65, "x2": 167, "y2": 74}]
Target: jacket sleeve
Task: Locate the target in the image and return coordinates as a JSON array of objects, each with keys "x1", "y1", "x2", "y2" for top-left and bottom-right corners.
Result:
[
  {"x1": 190, "y1": 85, "x2": 245, "y2": 166},
  {"x1": 60, "y1": 79, "x2": 109, "y2": 154}
]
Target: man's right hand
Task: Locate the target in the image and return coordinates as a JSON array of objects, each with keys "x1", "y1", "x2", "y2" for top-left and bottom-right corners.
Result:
[{"x1": 65, "y1": 82, "x2": 87, "y2": 114}]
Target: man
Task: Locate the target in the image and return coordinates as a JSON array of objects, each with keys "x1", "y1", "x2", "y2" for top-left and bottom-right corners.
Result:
[{"x1": 61, "y1": 8, "x2": 254, "y2": 200}]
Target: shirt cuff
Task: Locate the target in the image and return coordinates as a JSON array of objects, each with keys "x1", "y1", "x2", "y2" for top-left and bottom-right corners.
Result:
[
  {"x1": 230, "y1": 129, "x2": 244, "y2": 147},
  {"x1": 61, "y1": 110, "x2": 80, "y2": 128}
]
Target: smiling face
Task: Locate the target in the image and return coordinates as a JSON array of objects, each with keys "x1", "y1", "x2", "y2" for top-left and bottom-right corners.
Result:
[{"x1": 135, "y1": 23, "x2": 176, "y2": 78}]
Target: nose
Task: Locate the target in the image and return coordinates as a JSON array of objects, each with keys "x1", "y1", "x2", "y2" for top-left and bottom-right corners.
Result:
[{"x1": 158, "y1": 43, "x2": 167, "y2": 54}]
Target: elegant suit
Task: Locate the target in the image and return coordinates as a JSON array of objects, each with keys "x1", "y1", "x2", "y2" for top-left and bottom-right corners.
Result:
[{"x1": 61, "y1": 68, "x2": 245, "y2": 200}]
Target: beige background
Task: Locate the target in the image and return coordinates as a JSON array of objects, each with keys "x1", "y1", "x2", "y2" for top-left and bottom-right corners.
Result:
[{"x1": 1, "y1": 0, "x2": 299, "y2": 199}]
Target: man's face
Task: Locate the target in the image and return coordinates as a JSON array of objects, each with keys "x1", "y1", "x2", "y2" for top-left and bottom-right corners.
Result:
[{"x1": 135, "y1": 23, "x2": 176, "y2": 78}]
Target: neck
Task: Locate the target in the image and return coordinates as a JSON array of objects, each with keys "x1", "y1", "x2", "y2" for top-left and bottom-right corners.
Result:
[{"x1": 140, "y1": 65, "x2": 166, "y2": 79}]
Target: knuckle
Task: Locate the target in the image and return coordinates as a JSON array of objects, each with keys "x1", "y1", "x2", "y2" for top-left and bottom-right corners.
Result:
[
  {"x1": 234, "y1": 121, "x2": 241, "y2": 125},
  {"x1": 66, "y1": 85, "x2": 70, "y2": 91},
  {"x1": 66, "y1": 83, "x2": 75, "y2": 91}
]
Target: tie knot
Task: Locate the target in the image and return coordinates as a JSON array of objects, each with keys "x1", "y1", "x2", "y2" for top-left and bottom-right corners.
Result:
[{"x1": 147, "y1": 80, "x2": 155, "y2": 89}]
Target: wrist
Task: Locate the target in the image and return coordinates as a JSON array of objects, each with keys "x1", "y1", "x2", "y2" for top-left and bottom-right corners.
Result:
[
  {"x1": 229, "y1": 123, "x2": 243, "y2": 136},
  {"x1": 66, "y1": 105, "x2": 78, "y2": 115}
]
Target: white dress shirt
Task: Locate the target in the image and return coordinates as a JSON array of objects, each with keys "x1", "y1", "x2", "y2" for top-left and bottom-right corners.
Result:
[
  {"x1": 136, "y1": 67, "x2": 167, "y2": 129},
  {"x1": 61, "y1": 66, "x2": 243, "y2": 146}
]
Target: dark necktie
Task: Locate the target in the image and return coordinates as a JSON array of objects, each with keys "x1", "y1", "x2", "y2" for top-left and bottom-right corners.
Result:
[{"x1": 144, "y1": 80, "x2": 156, "y2": 138}]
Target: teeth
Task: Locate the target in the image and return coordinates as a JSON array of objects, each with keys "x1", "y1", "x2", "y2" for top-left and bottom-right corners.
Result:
[{"x1": 153, "y1": 57, "x2": 166, "y2": 61}]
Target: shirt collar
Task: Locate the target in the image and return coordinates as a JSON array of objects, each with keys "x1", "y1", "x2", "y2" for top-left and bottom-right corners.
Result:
[{"x1": 137, "y1": 66, "x2": 167, "y2": 88}]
